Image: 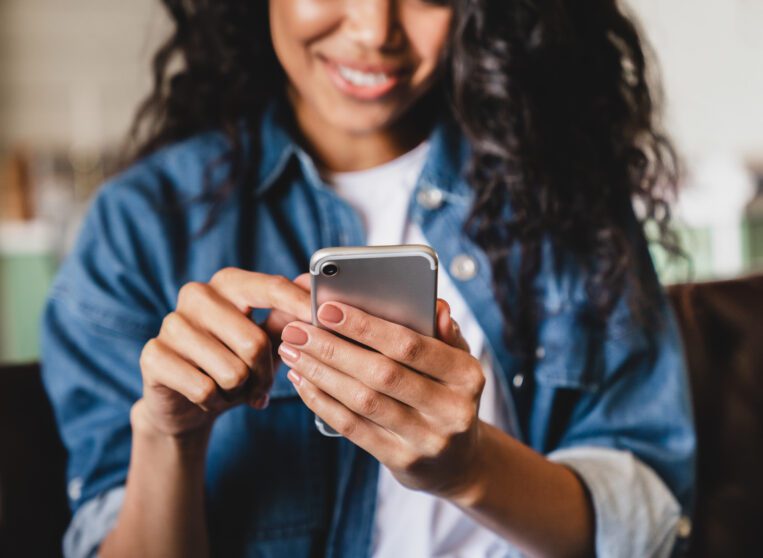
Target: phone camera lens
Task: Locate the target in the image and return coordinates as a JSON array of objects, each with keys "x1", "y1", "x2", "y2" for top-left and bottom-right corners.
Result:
[{"x1": 322, "y1": 263, "x2": 339, "y2": 277}]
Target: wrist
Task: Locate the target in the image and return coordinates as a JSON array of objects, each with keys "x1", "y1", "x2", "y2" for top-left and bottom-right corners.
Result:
[
  {"x1": 130, "y1": 400, "x2": 212, "y2": 462},
  {"x1": 447, "y1": 420, "x2": 492, "y2": 510}
]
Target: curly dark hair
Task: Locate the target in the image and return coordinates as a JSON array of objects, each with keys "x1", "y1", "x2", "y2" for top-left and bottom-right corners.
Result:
[{"x1": 127, "y1": 0, "x2": 680, "y2": 362}]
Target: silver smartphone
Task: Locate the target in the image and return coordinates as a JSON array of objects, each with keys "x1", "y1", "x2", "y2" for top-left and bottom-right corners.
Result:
[{"x1": 309, "y1": 244, "x2": 439, "y2": 437}]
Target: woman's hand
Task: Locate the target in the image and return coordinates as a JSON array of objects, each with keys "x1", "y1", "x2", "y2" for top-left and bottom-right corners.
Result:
[
  {"x1": 278, "y1": 299, "x2": 486, "y2": 499},
  {"x1": 134, "y1": 269, "x2": 311, "y2": 439}
]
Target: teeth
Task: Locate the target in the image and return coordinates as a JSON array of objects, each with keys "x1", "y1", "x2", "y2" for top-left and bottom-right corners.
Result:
[{"x1": 337, "y1": 64, "x2": 392, "y2": 87}]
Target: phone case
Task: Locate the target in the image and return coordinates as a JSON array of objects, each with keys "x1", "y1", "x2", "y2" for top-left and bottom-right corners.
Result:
[{"x1": 309, "y1": 245, "x2": 438, "y2": 437}]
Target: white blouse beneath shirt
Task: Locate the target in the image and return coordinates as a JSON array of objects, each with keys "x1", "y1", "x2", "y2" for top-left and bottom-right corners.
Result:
[{"x1": 325, "y1": 141, "x2": 518, "y2": 558}]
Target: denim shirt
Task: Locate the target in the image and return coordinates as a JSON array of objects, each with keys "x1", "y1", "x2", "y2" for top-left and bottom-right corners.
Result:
[{"x1": 41, "y1": 102, "x2": 696, "y2": 557}]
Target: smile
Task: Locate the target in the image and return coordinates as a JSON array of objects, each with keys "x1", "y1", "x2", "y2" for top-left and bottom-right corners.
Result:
[
  {"x1": 322, "y1": 58, "x2": 405, "y2": 101},
  {"x1": 336, "y1": 65, "x2": 394, "y2": 87}
]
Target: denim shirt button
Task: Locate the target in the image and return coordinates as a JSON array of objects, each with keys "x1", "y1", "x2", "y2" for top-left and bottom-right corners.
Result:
[
  {"x1": 512, "y1": 373, "x2": 525, "y2": 389},
  {"x1": 68, "y1": 477, "x2": 83, "y2": 501},
  {"x1": 450, "y1": 254, "x2": 478, "y2": 281},
  {"x1": 535, "y1": 346, "x2": 546, "y2": 360},
  {"x1": 417, "y1": 186, "x2": 444, "y2": 210}
]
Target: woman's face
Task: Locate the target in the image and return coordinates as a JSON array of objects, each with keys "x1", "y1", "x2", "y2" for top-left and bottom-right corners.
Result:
[{"x1": 269, "y1": 0, "x2": 453, "y2": 136}]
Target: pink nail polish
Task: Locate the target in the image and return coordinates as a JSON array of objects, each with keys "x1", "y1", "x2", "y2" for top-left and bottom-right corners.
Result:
[
  {"x1": 282, "y1": 325, "x2": 308, "y2": 346},
  {"x1": 318, "y1": 303, "x2": 344, "y2": 324},
  {"x1": 279, "y1": 343, "x2": 300, "y2": 363},
  {"x1": 287, "y1": 369, "x2": 302, "y2": 386}
]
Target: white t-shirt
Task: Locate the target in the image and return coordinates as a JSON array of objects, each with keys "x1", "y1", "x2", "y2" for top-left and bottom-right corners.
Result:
[{"x1": 325, "y1": 142, "x2": 516, "y2": 558}]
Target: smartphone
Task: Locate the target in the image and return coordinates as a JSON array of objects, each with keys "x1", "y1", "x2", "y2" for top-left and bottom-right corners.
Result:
[{"x1": 309, "y1": 244, "x2": 439, "y2": 437}]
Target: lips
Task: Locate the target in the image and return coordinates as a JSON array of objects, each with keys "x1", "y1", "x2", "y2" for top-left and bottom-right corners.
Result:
[{"x1": 321, "y1": 56, "x2": 408, "y2": 101}]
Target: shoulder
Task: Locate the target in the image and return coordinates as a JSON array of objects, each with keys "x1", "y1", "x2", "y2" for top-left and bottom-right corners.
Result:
[
  {"x1": 98, "y1": 131, "x2": 232, "y2": 210},
  {"x1": 82, "y1": 131, "x2": 237, "y2": 259},
  {"x1": 49, "y1": 132, "x2": 234, "y2": 325}
]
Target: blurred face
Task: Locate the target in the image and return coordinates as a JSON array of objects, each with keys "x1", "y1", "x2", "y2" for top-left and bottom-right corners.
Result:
[{"x1": 269, "y1": 0, "x2": 453, "y2": 137}]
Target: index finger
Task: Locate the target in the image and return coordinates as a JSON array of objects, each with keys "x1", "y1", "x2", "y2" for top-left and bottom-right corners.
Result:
[
  {"x1": 314, "y1": 301, "x2": 469, "y2": 382},
  {"x1": 210, "y1": 268, "x2": 312, "y2": 323}
]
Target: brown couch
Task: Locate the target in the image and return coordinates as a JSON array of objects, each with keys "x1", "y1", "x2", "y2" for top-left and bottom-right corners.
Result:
[
  {"x1": 668, "y1": 274, "x2": 763, "y2": 556},
  {"x1": 0, "y1": 362, "x2": 69, "y2": 557},
  {"x1": 1, "y1": 274, "x2": 762, "y2": 557}
]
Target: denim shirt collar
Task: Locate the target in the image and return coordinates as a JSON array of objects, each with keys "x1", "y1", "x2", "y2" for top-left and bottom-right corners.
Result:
[
  {"x1": 252, "y1": 98, "x2": 473, "y2": 201},
  {"x1": 254, "y1": 100, "x2": 298, "y2": 196}
]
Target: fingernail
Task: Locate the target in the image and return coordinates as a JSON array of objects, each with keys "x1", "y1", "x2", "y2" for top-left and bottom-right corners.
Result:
[
  {"x1": 282, "y1": 325, "x2": 308, "y2": 346},
  {"x1": 287, "y1": 369, "x2": 302, "y2": 386},
  {"x1": 278, "y1": 343, "x2": 300, "y2": 363},
  {"x1": 253, "y1": 393, "x2": 270, "y2": 410},
  {"x1": 318, "y1": 303, "x2": 344, "y2": 324},
  {"x1": 442, "y1": 299, "x2": 451, "y2": 316}
]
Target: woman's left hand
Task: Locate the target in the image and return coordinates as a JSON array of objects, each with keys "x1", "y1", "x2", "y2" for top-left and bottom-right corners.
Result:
[{"x1": 278, "y1": 299, "x2": 486, "y2": 500}]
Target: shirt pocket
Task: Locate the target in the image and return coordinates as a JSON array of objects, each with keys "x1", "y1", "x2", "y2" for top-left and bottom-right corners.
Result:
[{"x1": 534, "y1": 306, "x2": 605, "y2": 391}]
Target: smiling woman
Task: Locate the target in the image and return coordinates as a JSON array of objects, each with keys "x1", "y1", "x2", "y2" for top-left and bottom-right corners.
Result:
[
  {"x1": 268, "y1": 0, "x2": 452, "y2": 174},
  {"x1": 40, "y1": 1, "x2": 695, "y2": 558},
  {"x1": 273, "y1": 1, "x2": 449, "y2": 103}
]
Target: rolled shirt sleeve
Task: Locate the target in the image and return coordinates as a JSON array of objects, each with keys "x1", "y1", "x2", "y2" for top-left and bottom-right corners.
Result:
[
  {"x1": 40, "y1": 171, "x2": 169, "y2": 552},
  {"x1": 523, "y1": 217, "x2": 696, "y2": 556},
  {"x1": 63, "y1": 486, "x2": 125, "y2": 558},
  {"x1": 549, "y1": 447, "x2": 683, "y2": 558}
]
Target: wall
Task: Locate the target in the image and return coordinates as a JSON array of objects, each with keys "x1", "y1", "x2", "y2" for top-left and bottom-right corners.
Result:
[
  {"x1": 630, "y1": 0, "x2": 763, "y2": 163},
  {"x1": 0, "y1": 0, "x2": 167, "y2": 151}
]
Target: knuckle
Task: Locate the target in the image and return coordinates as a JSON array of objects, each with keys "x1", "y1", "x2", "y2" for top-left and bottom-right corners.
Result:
[
  {"x1": 475, "y1": 372, "x2": 486, "y2": 394},
  {"x1": 467, "y1": 364, "x2": 486, "y2": 395},
  {"x1": 304, "y1": 386, "x2": 320, "y2": 406},
  {"x1": 353, "y1": 389, "x2": 380, "y2": 417},
  {"x1": 178, "y1": 281, "x2": 209, "y2": 306},
  {"x1": 351, "y1": 315, "x2": 372, "y2": 339},
  {"x1": 268, "y1": 274, "x2": 290, "y2": 292},
  {"x1": 263, "y1": 274, "x2": 292, "y2": 307},
  {"x1": 318, "y1": 340, "x2": 336, "y2": 363},
  {"x1": 239, "y1": 327, "x2": 268, "y2": 365},
  {"x1": 449, "y1": 406, "x2": 476, "y2": 436},
  {"x1": 221, "y1": 359, "x2": 249, "y2": 390},
  {"x1": 160, "y1": 312, "x2": 184, "y2": 339},
  {"x1": 423, "y1": 434, "x2": 449, "y2": 459},
  {"x1": 140, "y1": 338, "x2": 162, "y2": 368},
  {"x1": 210, "y1": 267, "x2": 237, "y2": 286},
  {"x1": 191, "y1": 378, "x2": 217, "y2": 406},
  {"x1": 306, "y1": 360, "x2": 326, "y2": 383},
  {"x1": 396, "y1": 334, "x2": 423, "y2": 362},
  {"x1": 335, "y1": 415, "x2": 358, "y2": 438},
  {"x1": 236, "y1": 339, "x2": 257, "y2": 367},
  {"x1": 374, "y1": 361, "x2": 402, "y2": 392}
]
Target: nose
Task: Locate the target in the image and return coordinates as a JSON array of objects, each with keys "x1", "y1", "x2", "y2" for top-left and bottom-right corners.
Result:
[{"x1": 344, "y1": 0, "x2": 403, "y2": 50}]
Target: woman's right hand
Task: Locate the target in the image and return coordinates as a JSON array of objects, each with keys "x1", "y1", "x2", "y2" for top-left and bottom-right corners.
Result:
[{"x1": 133, "y1": 269, "x2": 312, "y2": 440}]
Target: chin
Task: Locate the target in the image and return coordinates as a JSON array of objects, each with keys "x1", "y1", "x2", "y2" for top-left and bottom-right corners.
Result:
[
  {"x1": 326, "y1": 110, "x2": 401, "y2": 136},
  {"x1": 332, "y1": 96, "x2": 419, "y2": 133}
]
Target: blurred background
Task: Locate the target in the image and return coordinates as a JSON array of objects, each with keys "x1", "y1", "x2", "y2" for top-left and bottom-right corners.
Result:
[{"x1": 0, "y1": 0, "x2": 762, "y2": 364}]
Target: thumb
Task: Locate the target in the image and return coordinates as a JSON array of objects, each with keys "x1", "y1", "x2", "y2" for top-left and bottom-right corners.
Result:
[{"x1": 436, "y1": 299, "x2": 470, "y2": 353}]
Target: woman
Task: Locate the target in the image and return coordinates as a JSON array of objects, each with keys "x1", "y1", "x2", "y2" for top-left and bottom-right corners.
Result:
[{"x1": 42, "y1": 1, "x2": 695, "y2": 557}]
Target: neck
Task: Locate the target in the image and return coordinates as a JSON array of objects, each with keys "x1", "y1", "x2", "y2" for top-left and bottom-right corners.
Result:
[{"x1": 287, "y1": 90, "x2": 440, "y2": 174}]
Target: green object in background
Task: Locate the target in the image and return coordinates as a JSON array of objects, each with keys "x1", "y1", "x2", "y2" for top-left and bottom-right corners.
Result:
[
  {"x1": 742, "y1": 177, "x2": 763, "y2": 273},
  {"x1": 0, "y1": 252, "x2": 56, "y2": 363},
  {"x1": 649, "y1": 222, "x2": 714, "y2": 285}
]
